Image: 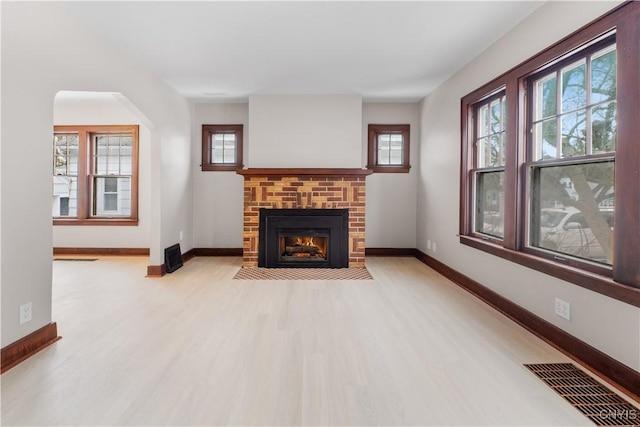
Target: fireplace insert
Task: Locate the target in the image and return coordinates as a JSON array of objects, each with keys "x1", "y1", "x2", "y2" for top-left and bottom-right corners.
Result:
[{"x1": 258, "y1": 209, "x2": 349, "y2": 268}]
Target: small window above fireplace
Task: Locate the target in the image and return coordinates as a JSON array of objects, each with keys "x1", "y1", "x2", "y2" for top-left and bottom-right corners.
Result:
[
  {"x1": 201, "y1": 124, "x2": 243, "y2": 171},
  {"x1": 367, "y1": 124, "x2": 411, "y2": 173}
]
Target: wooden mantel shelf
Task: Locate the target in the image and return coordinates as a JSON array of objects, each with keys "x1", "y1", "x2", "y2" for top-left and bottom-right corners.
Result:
[{"x1": 236, "y1": 168, "x2": 373, "y2": 177}]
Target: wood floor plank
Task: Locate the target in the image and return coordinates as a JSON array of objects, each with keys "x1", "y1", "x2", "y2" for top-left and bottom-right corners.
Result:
[{"x1": 1, "y1": 256, "x2": 633, "y2": 425}]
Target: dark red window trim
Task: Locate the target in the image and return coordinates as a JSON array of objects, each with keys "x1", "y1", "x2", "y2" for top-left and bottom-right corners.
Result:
[
  {"x1": 201, "y1": 124, "x2": 244, "y2": 172},
  {"x1": 460, "y1": 1, "x2": 640, "y2": 307},
  {"x1": 367, "y1": 124, "x2": 411, "y2": 173}
]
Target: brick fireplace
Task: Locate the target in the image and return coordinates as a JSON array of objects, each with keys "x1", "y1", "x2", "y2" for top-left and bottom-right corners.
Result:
[{"x1": 237, "y1": 168, "x2": 372, "y2": 268}]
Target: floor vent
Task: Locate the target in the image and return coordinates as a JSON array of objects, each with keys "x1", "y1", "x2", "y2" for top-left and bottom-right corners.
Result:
[
  {"x1": 525, "y1": 363, "x2": 639, "y2": 426},
  {"x1": 164, "y1": 243, "x2": 183, "y2": 273}
]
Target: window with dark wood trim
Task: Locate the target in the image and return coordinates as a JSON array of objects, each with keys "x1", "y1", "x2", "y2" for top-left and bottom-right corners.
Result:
[
  {"x1": 201, "y1": 124, "x2": 243, "y2": 171},
  {"x1": 460, "y1": 2, "x2": 640, "y2": 306},
  {"x1": 471, "y1": 91, "x2": 507, "y2": 241},
  {"x1": 53, "y1": 125, "x2": 139, "y2": 226},
  {"x1": 367, "y1": 124, "x2": 410, "y2": 173}
]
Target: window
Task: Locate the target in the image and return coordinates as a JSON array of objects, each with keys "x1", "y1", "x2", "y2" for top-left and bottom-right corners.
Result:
[
  {"x1": 53, "y1": 125, "x2": 139, "y2": 225},
  {"x1": 367, "y1": 124, "x2": 410, "y2": 173},
  {"x1": 460, "y1": 2, "x2": 640, "y2": 304},
  {"x1": 201, "y1": 124, "x2": 243, "y2": 171},
  {"x1": 473, "y1": 92, "x2": 506, "y2": 239},
  {"x1": 528, "y1": 42, "x2": 616, "y2": 267}
]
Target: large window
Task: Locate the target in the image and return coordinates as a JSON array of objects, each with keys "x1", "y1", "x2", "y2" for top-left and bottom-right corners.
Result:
[
  {"x1": 201, "y1": 124, "x2": 243, "y2": 171},
  {"x1": 473, "y1": 92, "x2": 506, "y2": 239},
  {"x1": 460, "y1": 3, "x2": 640, "y2": 304},
  {"x1": 528, "y1": 40, "x2": 616, "y2": 267},
  {"x1": 53, "y1": 125, "x2": 139, "y2": 225},
  {"x1": 367, "y1": 124, "x2": 411, "y2": 173}
]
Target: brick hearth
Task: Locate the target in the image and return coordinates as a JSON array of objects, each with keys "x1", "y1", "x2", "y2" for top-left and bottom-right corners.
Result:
[{"x1": 237, "y1": 168, "x2": 372, "y2": 268}]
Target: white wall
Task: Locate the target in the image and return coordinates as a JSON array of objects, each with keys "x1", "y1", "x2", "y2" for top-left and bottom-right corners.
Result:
[
  {"x1": 192, "y1": 101, "x2": 419, "y2": 249},
  {"x1": 192, "y1": 102, "x2": 246, "y2": 248},
  {"x1": 1, "y1": 2, "x2": 192, "y2": 347},
  {"x1": 52, "y1": 94, "x2": 152, "y2": 248},
  {"x1": 363, "y1": 103, "x2": 419, "y2": 248},
  {"x1": 418, "y1": 0, "x2": 639, "y2": 371},
  {"x1": 248, "y1": 94, "x2": 363, "y2": 168}
]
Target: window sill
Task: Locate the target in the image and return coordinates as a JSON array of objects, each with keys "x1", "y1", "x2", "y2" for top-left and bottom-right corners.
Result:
[
  {"x1": 367, "y1": 165, "x2": 411, "y2": 174},
  {"x1": 459, "y1": 235, "x2": 640, "y2": 307},
  {"x1": 201, "y1": 164, "x2": 242, "y2": 172},
  {"x1": 53, "y1": 219, "x2": 139, "y2": 226}
]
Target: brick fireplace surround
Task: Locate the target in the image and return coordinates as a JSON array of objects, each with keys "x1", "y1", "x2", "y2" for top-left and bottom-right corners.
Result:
[{"x1": 237, "y1": 168, "x2": 372, "y2": 268}]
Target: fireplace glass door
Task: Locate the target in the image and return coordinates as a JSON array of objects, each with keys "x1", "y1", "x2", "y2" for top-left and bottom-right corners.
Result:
[
  {"x1": 280, "y1": 233, "x2": 329, "y2": 263},
  {"x1": 258, "y1": 209, "x2": 349, "y2": 268}
]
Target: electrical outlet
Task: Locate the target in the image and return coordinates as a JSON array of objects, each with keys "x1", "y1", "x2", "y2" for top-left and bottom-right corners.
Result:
[
  {"x1": 179, "y1": 230, "x2": 184, "y2": 241},
  {"x1": 555, "y1": 297, "x2": 571, "y2": 320},
  {"x1": 427, "y1": 240, "x2": 432, "y2": 250},
  {"x1": 19, "y1": 302, "x2": 32, "y2": 325}
]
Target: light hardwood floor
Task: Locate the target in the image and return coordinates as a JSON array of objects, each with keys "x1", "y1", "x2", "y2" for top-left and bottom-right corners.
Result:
[{"x1": 0, "y1": 256, "x2": 627, "y2": 425}]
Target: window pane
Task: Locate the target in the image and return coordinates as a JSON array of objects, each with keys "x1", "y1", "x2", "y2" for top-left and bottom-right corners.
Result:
[
  {"x1": 490, "y1": 99, "x2": 502, "y2": 134},
  {"x1": 477, "y1": 136, "x2": 490, "y2": 168},
  {"x1": 53, "y1": 134, "x2": 78, "y2": 175},
  {"x1": 68, "y1": 145, "x2": 78, "y2": 175},
  {"x1": 377, "y1": 134, "x2": 391, "y2": 165},
  {"x1": 52, "y1": 176, "x2": 78, "y2": 217},
  {"x1": 223, "y1": 135, "x2": 236, "y2": 163},
  {"x1": 212, "y1": 147, "x2": 224, "y2": 163},
  {"x1": 96, "y1": 137, "x2": 108, "y2": 153},
  {"x1": 561, "y1": 61, "x2": 586, "y2": 112},
  {"x1": 489, "y1": 135, "x2": 501, "y2": 167},
  {"x1": 104, "y1": 176, "x2": 118, "y2": 192},
  {"x1": 53, "y1": 134, "x2": 79, "y2": 218},
  {"x1": 476, "y1": 94, "x2": 506, "y2": 168},
  {"x1": 478, "y1": 104, "x2": 489, "y2": 138},
  {"x1": 591, "y1": 47, "x2": 616, "y2": 104},
  {"x1": 213, "y1": 134, "x2": 225, "y2": 148},
  {"x1": 222, "y1": 149, "x2": 235, "y2": 163},
  {"x1": 561, "y1": 110, "x2": 587, "y2": 157},
  {"x1": 591, "y1": 101, "x2": 616, "y2": 154},
  {"x1": 96, "y1": 137, "x2": 108, "y2": 174},
  {"x1": 475, "y1": 170, "x2": 504, "y2": 238},
  {"x1": 104, "y1": 194, "x2": 118, "y2": 211},
  {"x1": 534, "y1": 118, "x2": 558, "y2": 160},
  {"x1": 120, "y1": 154, "x2": 132, "y2": 174},
  {"x1": 108, "y1": 156, "x2": 120, "y2": 174},
  {"x1": 389, "y1": 135, "x2": 403, "y2": 165},
  {"x1": 530, "y1": 161, "x2": 614, "y2": 265},
  {"x1": 537, "y1": 74, "x2": 557, "y2": 119},
  {"x1": 93, "y1": 177, "x2": 131, "y2": 216},
  {"x1": 389, "y1": 150, "x2": 402, "y2": 165},
  {"x1": 211, "y1": 133, "x2": 236, "y2": 164},
  {"x1": 59, "y1": 197, "x2": 70, "y2": 216},
  {"x1": 212, "y1": 134, "x2": 223, "y2": 163},
  {"x1": 109, "y1": 136, "x2": 121, "y2": 156},
  {"x1": 94, "y1": 134, "x2": 134, "y2": 176}
]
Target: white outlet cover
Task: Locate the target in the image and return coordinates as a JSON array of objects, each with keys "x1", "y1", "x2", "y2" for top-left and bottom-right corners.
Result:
[
  {"x1": 554, "y1": 297, "x2": 571, "y2": 320},
  {"x1": 19, "y1": 302, "x2": 32, "y2": 325}
]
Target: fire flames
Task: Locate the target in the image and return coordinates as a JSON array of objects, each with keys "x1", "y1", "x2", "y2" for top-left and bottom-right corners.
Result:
[{"x1": 284, "y1": 236, "x2": 327, "y2": 259}]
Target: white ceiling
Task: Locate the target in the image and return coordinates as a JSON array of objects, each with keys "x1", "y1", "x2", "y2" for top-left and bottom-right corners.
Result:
[{"x1": 60, "y1": 1, "x2": 544, "y2": 102}]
